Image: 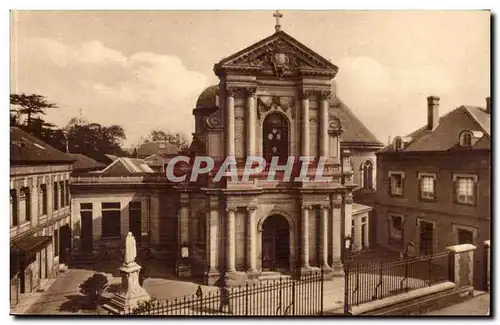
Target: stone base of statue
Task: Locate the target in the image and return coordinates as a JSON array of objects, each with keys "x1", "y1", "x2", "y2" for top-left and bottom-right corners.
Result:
[
  {"x1": 175, "y1": 258, "x2": 192, "y2": 279},
  {"x1": 103, "y1": 261, "x2": 151, "y2": 314}
]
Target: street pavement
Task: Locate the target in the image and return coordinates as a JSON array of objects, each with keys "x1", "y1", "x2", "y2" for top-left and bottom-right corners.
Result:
[{"x1": 422, "y1": 293, "x2": 490, "y2": 316}]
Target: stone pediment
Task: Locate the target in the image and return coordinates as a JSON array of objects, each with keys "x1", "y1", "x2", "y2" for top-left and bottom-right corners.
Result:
[{"x1": 214, "y1": 31, "x2": 338, "y2": 79}]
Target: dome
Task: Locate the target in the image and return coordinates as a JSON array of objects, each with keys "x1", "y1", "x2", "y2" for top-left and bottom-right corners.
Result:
[{"x1": 196, "y1": 85, "x2": 219, "y2": 108}]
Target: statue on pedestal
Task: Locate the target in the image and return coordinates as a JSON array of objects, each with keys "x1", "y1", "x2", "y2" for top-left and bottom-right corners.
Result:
[{"x1": 103, "y1": 232, "x2": 150, "y2": 314}]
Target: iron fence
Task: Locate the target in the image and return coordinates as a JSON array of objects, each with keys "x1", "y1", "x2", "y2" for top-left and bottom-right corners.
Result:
[
  {"x1": 344, "y1": 251, "x2": 450, "y2": 310},
  {"x1": 117, "y1": 270, "x2": 323, "y2": 316}
]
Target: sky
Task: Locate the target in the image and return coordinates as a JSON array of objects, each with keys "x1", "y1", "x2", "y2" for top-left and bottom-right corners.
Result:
[{"x1": 10, "y1": 10, "x2": 490, "y2": 148}]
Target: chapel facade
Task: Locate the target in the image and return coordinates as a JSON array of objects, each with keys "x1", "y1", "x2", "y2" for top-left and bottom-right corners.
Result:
[{"x1": 185, "y1": 25, "x2": 356, "y2": 285}]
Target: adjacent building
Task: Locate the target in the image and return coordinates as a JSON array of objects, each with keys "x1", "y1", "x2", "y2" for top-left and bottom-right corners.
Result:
[
  {"x1": 10, "y1": 127, "x2": 73, "y2": 309},
  {"x1": 375, "y1": 96, "x2": 491, "y2": 289}
]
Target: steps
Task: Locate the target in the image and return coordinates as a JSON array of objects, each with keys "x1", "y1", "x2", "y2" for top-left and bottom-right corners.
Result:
[{"x1": 258, "y1": 271, "x2": 291, "y2": 282}]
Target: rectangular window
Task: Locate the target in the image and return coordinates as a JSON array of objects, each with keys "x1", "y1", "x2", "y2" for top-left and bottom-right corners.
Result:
[
  {"x1": 457, "y1": 229, "x2": 474, "y2": 245},
  {"x1": 351, "y1": 219, "x2": 355, "y2": 245},
  {"x1": 40, "y1": 184, "x2": 48, "y2": 215},
  {"x1": 54, "y1": 229, "x2": 59, "y2": 257},
  {"x1": 419, "y1": 221, "x2": 434, "y2": 256},
  {"x1": 80, "y1": 203, "x2": 93, "y2": 210},
  {"x1": 389, "y1": 172, "x2": 404, "y2": 196},
  {"x1": 53, "y1": 182, "x2": 59, "y2": 211},
  {"x1": 102, "y1": 202, "x2": 121, "y2": 238},
  {"x1": 420, "y1": 175, "x2": 436, "y2": 200},
  {"x1": 21, "y1": 187, "x2": 31, "y2": 221},
  {"x1": 456, "y1": 177, "x2": 475, "y2": 204},
  {"x1": 128, "y1": 202, "x2": 142, "y2": 243},
  {"x1": 11, "y1": 190, "x2": 18, "y2": 227},
  {"x1": 59, "y1": 181, "x2": 65, "y2": 207},
  {"x1": 389, "y1": 215, "x2": 403, "y2": 249},
  {"x1": 65, "y1": 180, "x2": 70, "y2": 206}
]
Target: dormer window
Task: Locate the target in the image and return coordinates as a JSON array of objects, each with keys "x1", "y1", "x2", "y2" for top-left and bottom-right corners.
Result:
[
  {"x1": 460, "y1": 131, "x2": 472, "y2": 147},
  {"x1": 393, "y1": 137, "x2": 403, "y2": 151}
]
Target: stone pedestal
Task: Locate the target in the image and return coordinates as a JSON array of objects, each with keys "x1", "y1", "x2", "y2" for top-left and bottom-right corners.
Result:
[
  {"x1": 104, "y1": 262, "x2": 151, "y2": 313},
  {"x1": 176, "y1": 258, "x2": 192, "y2": 279},
  {"x1": 331, "y1": 260, "x2": 345, "y2": 277}
]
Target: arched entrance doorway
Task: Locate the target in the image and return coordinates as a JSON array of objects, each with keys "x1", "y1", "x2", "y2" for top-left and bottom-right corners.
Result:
[{"x1": 261, "y1": 214, "x2": 290, "y2": 271}]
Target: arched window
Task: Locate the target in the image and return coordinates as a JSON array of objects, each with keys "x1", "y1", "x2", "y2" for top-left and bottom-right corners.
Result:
[
  {"x1": 361, "y1": 160, "x2": 374, "y2": 189},
  {"x1": 460, "y1": 131, "x2": 473, "y2": 147},
  {"x1": 263, "y1": 113, "x2": 289, "y2": 163}
]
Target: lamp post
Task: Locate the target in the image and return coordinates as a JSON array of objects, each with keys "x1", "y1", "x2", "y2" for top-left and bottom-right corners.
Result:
[{"x1": 343, "y1": 235, "x2": 352, "y2": 315}]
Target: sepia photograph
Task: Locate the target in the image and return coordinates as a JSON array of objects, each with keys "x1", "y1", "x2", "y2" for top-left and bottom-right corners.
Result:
[{"x1": 7, "y1": 8, "x2": 491, "y2": 317}]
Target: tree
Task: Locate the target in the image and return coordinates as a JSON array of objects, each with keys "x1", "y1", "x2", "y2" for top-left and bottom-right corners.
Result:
[
  {"x1": 79, "y1": 273, "x2": 109, "y2": 309},
  {"x1": 66, "y1": 120, "x2": 127, "y2": 163},
  {"x1": 10, "y1": 93, "x2": 58, "y2": 129},
  {"x1": 145, "y1": 129, "x2": 190, "y2": 149}
]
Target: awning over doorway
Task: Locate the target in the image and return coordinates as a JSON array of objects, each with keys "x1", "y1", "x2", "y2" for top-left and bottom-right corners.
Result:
[{"x1": 10, "y1": 235, "x2": 52, "y2": 253}]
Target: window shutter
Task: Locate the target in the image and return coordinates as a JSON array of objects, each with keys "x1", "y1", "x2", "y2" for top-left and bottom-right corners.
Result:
[
  {"x1": 473, "y1": 179, "x2": 478, "y2": 205},
  {"x1": 452, "y1": 178, "x2": 457, "y2": 203},
  {"x1": 388, "y1": 175, "x2": 392, "y2": 196},
  {"x1": 418, "y1": 177, "x2": 422, "y2": 200},
  {"x1": 432, "y1": 178, "x2": 437, "y2": 200}
]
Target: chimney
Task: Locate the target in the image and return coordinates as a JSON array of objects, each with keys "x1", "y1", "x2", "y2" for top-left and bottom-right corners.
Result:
[
  {"x1": 427, "y1": 96, "x2": 440, "y2": 131},
  {"x1": 486, "y1": 97, "x2": 491, "y2": 114}
]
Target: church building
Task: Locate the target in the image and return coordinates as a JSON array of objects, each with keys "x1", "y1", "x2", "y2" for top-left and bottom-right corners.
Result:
[{"x1": 70, "y1": 14, "x2": 382, "y2": 286}]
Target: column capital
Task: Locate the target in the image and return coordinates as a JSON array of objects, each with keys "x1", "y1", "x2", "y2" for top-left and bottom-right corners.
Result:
[
  {"x1": 300, "y1": 90, "x2": 312, "y2": 100},
  {"x1": 319, "y1": 90, "x2": 332, "y2": 101},
  {"x1": 301, "y1": 204, "x2": 313, "y2": 210},
  {"x1": 208, "y1": 199, "x2": 219, "y2": 211},
  {"x1": 320, "y1": 204, "x2": 330, "y2": 210},
  {"x1": 245, "y1": 87, "x2": 257, "y2": 98},
  {"x1": 332, "y1": 203, "x2": 342, "y2": 209},
  {"x1": 180, "y1": 196, "x2": 190, "y2": 206},
  {"x1": 343, "y1": 193, "x2": 353, "y2": 204},
  {"x1": 226, "y1": 87, "x2": 238, "y2": 97},
  {"x1": 226, "y1": 207, "x2": 238, "y2": 213},
  {"x1": 246, "y1": 205, "x2": 258, "y2": 212}
]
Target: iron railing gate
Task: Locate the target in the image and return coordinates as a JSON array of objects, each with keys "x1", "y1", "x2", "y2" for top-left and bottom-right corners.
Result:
[{"x1": 116, "y1": 269, "x2": 324, "y2": 316}]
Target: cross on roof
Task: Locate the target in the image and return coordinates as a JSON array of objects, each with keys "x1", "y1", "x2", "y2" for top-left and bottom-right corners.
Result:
[{"x1": 273, "y1": 10, "x2": 283, "y2": 32}]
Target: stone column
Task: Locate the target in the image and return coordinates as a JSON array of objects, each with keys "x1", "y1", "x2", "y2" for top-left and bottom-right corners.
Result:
[
  {"x1": 208, "y1": 204, "x2": 219, "y2": 275},
  {"x1": 354, "y1": 217, "x2": 362, "y2": 251},
  {"x1": 301, "y1": 91, "x2": 311, "y2": 156},
  {"x1": 320, "y1": 204, "x2": 331, "y2": 269},
  {"x1": 178, "y1": 195, "x2": 190, "y2": 251},
  {"x1": 226, "y1": 207, "x2": 237, "y2": 273},
  {"x1": 246, "y1": 88, "x2": 257, "y2": 157},
  {"x1": 246, "y1": 205, "x2": 258, "y2": 274},
  {"x1": 331, "y1": 197, "x2": 343, "y2": 275},
  {"x1": 226, "y1": 87, "x2": 236, "y2": 158},
  {"x1": 301, "y1": 204, "x2": 311, "y2": 270},
  {"x1": 319, "y1": 91, "x2": 330, "y2": 158}
]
